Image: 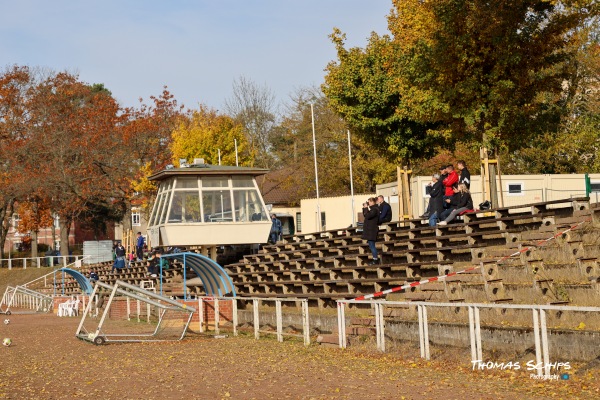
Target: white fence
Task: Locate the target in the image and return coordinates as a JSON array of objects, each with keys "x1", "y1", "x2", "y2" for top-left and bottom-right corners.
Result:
[
  {"x1": 0, "y1": 255, "x2": 88, "y2": 270},
  {"x1": 198, "y1": 296, "x2": 310, "y2": 346},
  {"x1": 336, "y1": 299, "x2": 600, "y2": 377}
]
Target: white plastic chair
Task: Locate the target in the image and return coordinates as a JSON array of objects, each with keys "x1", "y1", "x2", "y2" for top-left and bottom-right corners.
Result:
[{"x1": 67, "y1": 299, "x2": 80, "y2": 317}]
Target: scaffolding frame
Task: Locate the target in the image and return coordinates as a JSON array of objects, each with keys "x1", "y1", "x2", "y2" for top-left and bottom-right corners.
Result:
[
  {"x1": 75, "y1": 280, "x2": 195, "y2": 345},
  {"x1": 0, "y1": 285, "x2": 53, "y2": 315}
]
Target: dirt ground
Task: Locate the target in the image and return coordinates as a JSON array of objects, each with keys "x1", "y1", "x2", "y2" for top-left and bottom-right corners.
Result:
[{"x1": 0, "y1": 314, "x2": 599, "y2": 400}]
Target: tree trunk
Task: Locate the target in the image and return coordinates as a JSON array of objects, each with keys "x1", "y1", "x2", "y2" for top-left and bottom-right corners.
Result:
[
  {"x1": 51, "y1": 214, "x2": 57, "y2": 250},
  {"x1": 59, "y1": 217, "x2": 71, "y2": 259},
  {"x1": 31, "y1": 230, "x2": 38, "y2": 259},
  {"x1": 0, "y1": 199, "x2": 15, "y2": 260}
]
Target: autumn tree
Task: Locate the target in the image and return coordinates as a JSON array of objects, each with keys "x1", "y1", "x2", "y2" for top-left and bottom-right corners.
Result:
[
  {"x1": 123, "y1": 88, "x2": 184, "y2": 221},
  {"x1": 170, "y1": 105, "x2": 252, "y2": 167},
  {"x1": 16, "y1": 195, "x2": 53, "y2": 258},
  {"x1": 225, "y1": 76, "x2": 278, "y2": 169},
  {"x1": 0, "y1": 65, "x2": 33, "y2": 258},
  {"x1": 23, "y1": 72, "x2": 130, "y2": 254}
]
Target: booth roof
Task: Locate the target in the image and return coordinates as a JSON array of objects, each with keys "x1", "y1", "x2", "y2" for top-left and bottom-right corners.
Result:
[{"x1": 149, "y1": 165, "x2": 269, "y2": 181}]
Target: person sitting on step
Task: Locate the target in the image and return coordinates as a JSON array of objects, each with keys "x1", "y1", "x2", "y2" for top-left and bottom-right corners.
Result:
[
  {"x1": 146, "y1": 248, "x2": 163, "y2": 278},
  {"x1": 438, "y1": 183, "x2": 473, "y2": 225}
]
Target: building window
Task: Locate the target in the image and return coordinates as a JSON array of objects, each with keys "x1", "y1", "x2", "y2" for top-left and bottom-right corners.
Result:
[
  {"x1": 296, "y1": 212, "x2": 302, "y2": 233},
  {"x1": 507, "y1": 182, "x2": 524, "y2": 196},
  {"x1": 320, "y1": 212, "x2": 326, "y2": 231},
  {"x1": 132, "y1": 208, "x2": 141, "y2": 227},
  {"x1": 590, "y1": 182, "x2": 600, "y2": 192},
  {"x1": 11, "y1": 214, "x2": 19, "y2": 230}
]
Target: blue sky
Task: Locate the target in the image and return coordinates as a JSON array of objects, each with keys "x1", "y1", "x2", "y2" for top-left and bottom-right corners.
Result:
[{"x1": 0, "y1": 1, "x2": 391, "y2": 110}]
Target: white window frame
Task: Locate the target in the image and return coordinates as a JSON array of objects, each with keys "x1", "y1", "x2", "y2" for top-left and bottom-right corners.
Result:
[
  {"x1": 506, "y1": 182, "x2": 525, "y2": 196},
  {"x1": 131, "y1": 207, "x2": 141, "y2": 227}
]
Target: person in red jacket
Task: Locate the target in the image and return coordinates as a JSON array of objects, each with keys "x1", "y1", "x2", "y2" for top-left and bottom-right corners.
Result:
[{"x1": 443, "y1": 164, "x2": 459, "y2": 196}]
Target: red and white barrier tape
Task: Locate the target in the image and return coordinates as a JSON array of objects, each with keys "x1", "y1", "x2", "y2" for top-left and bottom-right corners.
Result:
[{"x1": 353, "y1": 217, "x2": 592, "y2": 301}]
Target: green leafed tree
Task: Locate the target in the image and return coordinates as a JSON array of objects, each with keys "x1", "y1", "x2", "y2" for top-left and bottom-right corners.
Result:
[
  {"x1": 324, "y1": 0, "x2": 598, "y2": 163},
  {"x1": 323, "y1": 29, "x2": 440, "y2": 165}
]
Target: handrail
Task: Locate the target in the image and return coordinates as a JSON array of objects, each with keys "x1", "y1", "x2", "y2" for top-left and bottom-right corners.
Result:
[{"x1": 21, "y1": 256, "x2": 92, "y2": 290}]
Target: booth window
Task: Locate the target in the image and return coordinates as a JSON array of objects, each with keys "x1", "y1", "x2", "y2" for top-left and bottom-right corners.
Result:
[
  {"x1": 202, "y1": 190, "x2": 233, "y2": 222},
  {"x1": 168, "y1": 191, "x2": 201, "y2": 223},
  {"x1": 233, "y1": 189, "x2": 268, "y2": 222}
]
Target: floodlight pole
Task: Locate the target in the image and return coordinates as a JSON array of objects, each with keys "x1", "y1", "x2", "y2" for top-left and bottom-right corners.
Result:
[
  {"x1": 218, "y1": 149, "x2": 221, "y2": 165},
  {"x1": 348, "y1": 130, "x2": 355, "y2": 227},
  {"x1": 311, "y1": 103, "x2": 321, "y2": 231}
]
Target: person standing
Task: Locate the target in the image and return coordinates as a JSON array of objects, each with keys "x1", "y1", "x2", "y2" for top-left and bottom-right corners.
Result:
[
  {"x1": 362, "y1": 197, "x2": 380, "y2": 265},
  {"x1": 420, "y1": 165, "x2": 447, "y2": 218},
  {"x1": 377, "y1": 195, "x2": 392, "y2": 224},
  {"x1": 442, "y1": 164, "x2": 459, "y2": 208},
  {"x1": 136, "y1": 232, "x2": 144, "y2": 261},
  {"x1": 457, "y1": 160, "x2": 471, "y2": 189},
  {"x1": 112, "y1": 242, "x2": 126, "y2": 273},
  {"x1": 428, "y1": 174, "x2": 445, "y2": 226},
  {"x1": 269, "y1": 214, "x2": 282, "y2": 244}
]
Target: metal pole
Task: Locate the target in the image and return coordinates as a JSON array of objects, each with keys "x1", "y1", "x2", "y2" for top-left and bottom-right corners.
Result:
[
  {"x1": 234, "y1": 139, "x2": 239, "y2": 167},
  {"x1": 474, "y1": 307, "x2": 482, "y2": 360},
  {"x1": 214, "y1": 298, "x2": 220, "y2": 335},
  {"x1": 418, "y1": 305, "x2": 425, "y2": 358},
  {"x1": 276, "y1": 300, "x2": 283, "y2": 342},
  {"x1": 347, "y1": 130, "x2": 356, "y2": 227},
  {"x1": 218, "y1": 149, "x2": 221, "y2": 166},
  {"x1": 198, "y1": 297, "x2": 204, "y2": 333},
  {"x1": 302, "y1": 300, "x2": 309, "y2": 346},
  {"x1": 310, "y1": 103, "x2": 321, "y2": 231},
  {"x1": 422, "y1": 305, "x2": 430, "y2": 360},
  {"x1": 232, "y1": 299, "x2": 238, "y2": 337},
  {"x1": 183, "y1": 254, "x2": 187, "y2": 301},
  {"x1": 533, "y1": 309, "x2": 543, "y2": 376},
  {"x1": 337, "y1": 301, "x2": 347, "y2": 348},
  {"x1": 540, "y1": 309, "x2": 550, "y2": 376},
  {"x1": 253, "y1": 299, "x2": 260, "y2": 340},
  {"x1": 468, "y1": 306, "x2": 477, "y2": 362}
]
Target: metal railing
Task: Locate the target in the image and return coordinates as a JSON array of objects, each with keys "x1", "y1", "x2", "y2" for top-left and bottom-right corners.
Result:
[
  {"x1": 213, "y1": 297, "x2": 310, "y2": 345},
  {"x1": 0, "y1": 255, "x2": 87, "y2": 270},
  {"x1": 21, "y1": 256, "x2": 91, "y2": 291},
  {"x1": 337, "y1": 299, "x2": 600, "y2": 377}
]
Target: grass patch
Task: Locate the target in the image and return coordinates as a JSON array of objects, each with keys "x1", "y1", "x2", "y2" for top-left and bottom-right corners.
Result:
[{"x1": 0, "y1": 266, "x2": 57, "y2": 295}]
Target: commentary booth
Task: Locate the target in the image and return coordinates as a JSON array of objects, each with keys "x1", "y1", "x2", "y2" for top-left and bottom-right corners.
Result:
[{"x1": 146, "y1": 162, "x2": 272, "y2": 259}]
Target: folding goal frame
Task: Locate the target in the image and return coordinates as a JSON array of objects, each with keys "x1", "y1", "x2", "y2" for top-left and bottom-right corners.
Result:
[{"x1": 75, "y1": 280, "x2": 196, "y2": 345}]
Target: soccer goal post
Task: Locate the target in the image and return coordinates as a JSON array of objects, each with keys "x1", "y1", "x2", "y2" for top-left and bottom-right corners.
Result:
[
  {"x1": 75, "y1": 280, "x2": 196, "y2": 345},
  {"x1": 0, "y1": 286, "x2": 53, "y2": 315}
]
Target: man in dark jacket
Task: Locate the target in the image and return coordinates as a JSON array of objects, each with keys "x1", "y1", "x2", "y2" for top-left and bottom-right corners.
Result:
[
  {"x1": 420, "y1": 165, "x2": 448, "y2": 218},
  {"x1": 136, "y1": 232, "x2": 144, "y2": 261},
  {"x1": 458, "y1": 160, "x2": 471, "y2": 189},
  {"x1": 362, "y1": 198, "x2": 380, "y2": 265},
  {"x1": 376, "y1": 195, "x2": 392, "y2": 224},
  {"x1": 428, "y1": 174, "x2": 445, "y2": 226}
]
